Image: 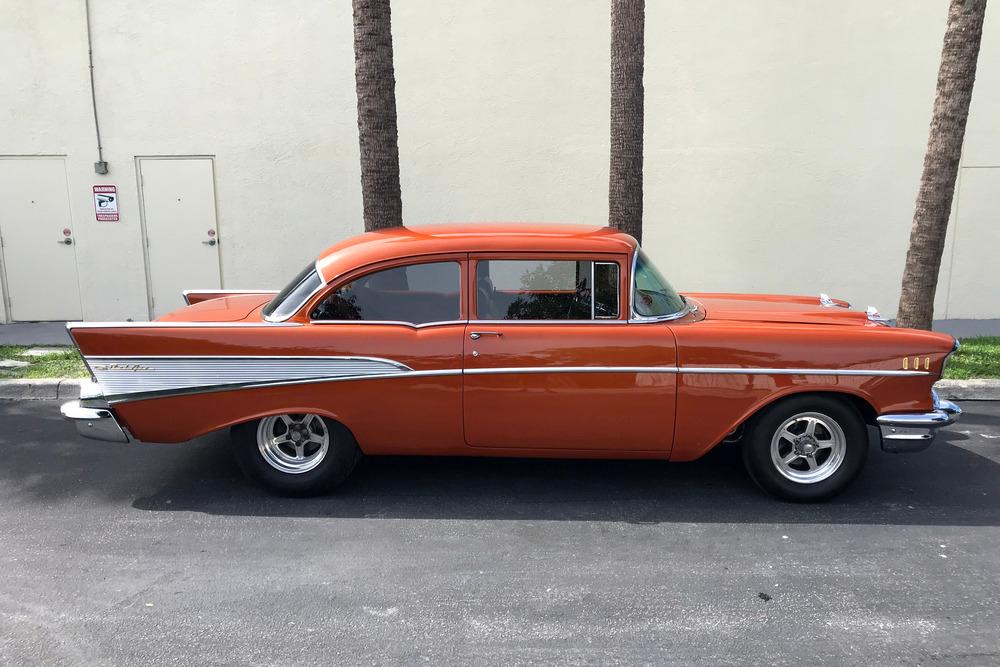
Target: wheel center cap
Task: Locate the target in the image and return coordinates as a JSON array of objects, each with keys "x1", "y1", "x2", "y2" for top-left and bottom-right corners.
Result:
[
  {"x1": 795, "y1": 436, "x2": 818, "y2": 455},
  {"x1": 290, "y1": 430, "x2": 303, "y2": 442}
]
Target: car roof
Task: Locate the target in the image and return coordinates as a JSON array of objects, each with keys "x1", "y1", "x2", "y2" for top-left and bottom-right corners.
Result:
[{"x1": 315, "y1": 222, "x2": 638, "y2": 283}]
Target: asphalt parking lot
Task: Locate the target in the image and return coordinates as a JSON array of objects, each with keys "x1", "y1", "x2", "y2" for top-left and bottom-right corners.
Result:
[{"x1": 1, "y1": 401, "x2": 999, "y2": 665}]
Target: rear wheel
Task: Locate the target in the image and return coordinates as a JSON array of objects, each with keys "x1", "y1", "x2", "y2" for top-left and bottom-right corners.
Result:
[
  {"x1": 231, "y1": 413, "x2": 361, "y2": 496},
  {"x1": 742, "y1": 395, "x2": 868, "y2": 502}
]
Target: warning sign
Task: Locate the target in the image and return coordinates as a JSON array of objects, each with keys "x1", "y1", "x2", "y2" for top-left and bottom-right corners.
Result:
[{"x1": 93, "y1": 185, "x2": 119, "y2": 221}]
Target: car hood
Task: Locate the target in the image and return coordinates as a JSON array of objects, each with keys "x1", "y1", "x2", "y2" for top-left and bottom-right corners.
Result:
[
  {"x1": 157, "y1": 294, "x2": 273, "y2": 322},
  {"x1": 685, "y1": 293, "x2": 873, "y2": 326}
]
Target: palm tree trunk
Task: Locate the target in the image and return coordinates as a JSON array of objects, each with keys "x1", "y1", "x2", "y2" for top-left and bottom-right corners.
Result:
[
  {"x1": 896, "y1": 0, "x2": 987, "y2": 330},
  {"x1": 352, "y1": 0, "x2": 403, "y2": 231},
  {"x1": 608, "y1": 0, "x2": 644, "y2": 244}
]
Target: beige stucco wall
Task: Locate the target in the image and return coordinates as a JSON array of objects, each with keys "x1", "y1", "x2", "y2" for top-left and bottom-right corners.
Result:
[{"x1": 1, "y1": 0, "x2": 996, "y2": 322}]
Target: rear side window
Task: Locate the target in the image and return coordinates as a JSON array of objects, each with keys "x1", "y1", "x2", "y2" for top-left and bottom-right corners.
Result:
[
  {"x1": 476, "y1": 259, "x2": 620, "y2": 320},
  {"x1": 311, "y1": 262, "x2": 460, "y2": 325}
]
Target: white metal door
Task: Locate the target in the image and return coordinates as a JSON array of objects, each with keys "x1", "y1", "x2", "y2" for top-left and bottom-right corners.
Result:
[
  {"x1": 0, "y1": 157, "x2": 83, "y2": 321},
  {"x1": 138, "y1": 157, "x2": 222, "y2": 317}
]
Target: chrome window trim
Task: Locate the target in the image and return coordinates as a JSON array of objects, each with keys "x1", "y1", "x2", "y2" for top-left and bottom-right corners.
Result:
[
  {"x1": 308, "y1": 319, "x2": 467, "y2": 329},
  {"x1": 467, "y1": 319, "x2": 627, "y2": 325},
  {"x1": 628, "y1": 248, "x2": 691, "y2": 323},
  {"x1": 590, "y1": 261, "x2": 595, "y2": 319},
  {"x1": 593, "y1": 261, "x2": 620, "y2": 320},
  {"x1": 263, "y1": 261, "x2": 327, "y2": 323},
  {"x1": 476, "y1": 258, "x2": 626, "y2": 323}
]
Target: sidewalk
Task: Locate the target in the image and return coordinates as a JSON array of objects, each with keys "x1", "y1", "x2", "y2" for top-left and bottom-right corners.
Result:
[{"x1": 0, "y1": 322, "x2": 71, "y2": 346}]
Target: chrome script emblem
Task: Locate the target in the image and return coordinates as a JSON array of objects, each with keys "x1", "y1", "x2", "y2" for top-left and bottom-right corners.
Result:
[{"x1": 91, "y1": 363, "x2": 153, "y2": 372}]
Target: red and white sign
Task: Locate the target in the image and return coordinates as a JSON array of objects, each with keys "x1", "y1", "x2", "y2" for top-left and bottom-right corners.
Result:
[{"x1": 93, "y1": 185, "x2": 119, "y2": 221}]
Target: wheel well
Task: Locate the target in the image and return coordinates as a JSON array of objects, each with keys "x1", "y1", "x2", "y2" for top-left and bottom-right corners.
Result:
[
  {"x1": 228, "y1": 411, "x2": 363, "y2": 452},
  {"x1": 743, "y1": 390, "x2": 878, "y2": 432}
]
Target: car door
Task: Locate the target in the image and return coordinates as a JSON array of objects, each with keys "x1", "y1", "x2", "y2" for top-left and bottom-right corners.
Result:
[
  {"x1": 463, "y1": 253, "x2": 677, "y2": 452},
  {"x1": 307, "y1": 256, "x2": 468, "y2": 454}
]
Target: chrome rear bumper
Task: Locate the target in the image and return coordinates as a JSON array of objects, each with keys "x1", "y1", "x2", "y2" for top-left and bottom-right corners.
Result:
[
  {"x1": 60, "y1": 381, "x2": 130, "y2": 443},
  {"x1": 877, "y1": 393, "x2": 961, "y2": 453}
]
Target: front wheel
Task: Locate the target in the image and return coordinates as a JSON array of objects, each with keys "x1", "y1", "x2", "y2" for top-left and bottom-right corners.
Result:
[
  {"x1": 231, "y1": 414, "x2": 361, "y2": 496},
  {"x1": 742, "y1": 396, "x2": 868, "y2": 502}
]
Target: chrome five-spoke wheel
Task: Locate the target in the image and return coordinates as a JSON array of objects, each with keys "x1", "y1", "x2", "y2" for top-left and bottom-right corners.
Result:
[
  {"x1": 257, "y1": 414, "x2": 330, "y2": 474},
  {"x1": 769, "y1": 412, "x2": 846, "y2": 484},
  {"x1": 743, "y1": 396, "x2": 867, "y2": 502}
]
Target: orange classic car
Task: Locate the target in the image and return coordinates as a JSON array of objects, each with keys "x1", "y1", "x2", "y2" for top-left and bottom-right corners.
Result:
[{"x1": 61, "y1": 223, "x2": 961, "y2": 501}]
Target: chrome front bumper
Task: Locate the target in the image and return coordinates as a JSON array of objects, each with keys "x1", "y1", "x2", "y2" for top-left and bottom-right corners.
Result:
[
  {"x1": 60, "y1": 381, "x2": 130, "y2": 443},
  {"x1": 876, "y1": 392, "x2": 961, "y2": 453}
]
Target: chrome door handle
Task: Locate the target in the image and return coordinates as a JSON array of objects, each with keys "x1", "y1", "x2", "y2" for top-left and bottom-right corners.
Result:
[{"x1": 469, "y1": 331, "x2": 502, "y2": 340}]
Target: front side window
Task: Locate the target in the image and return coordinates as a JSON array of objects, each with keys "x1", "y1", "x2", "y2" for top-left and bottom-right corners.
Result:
[
  {"x1": 632, "y1": 249, "x2": 686, "y2": 319},
  {"x1": 311, "y1": 261, "x2": 460, "y2": 325},
  {"x1": 476, "y1": 259, "x2": 620, "y2": 320},
  {"x1": 263, "y1": 264, "x2": 323, "y2": 322}
]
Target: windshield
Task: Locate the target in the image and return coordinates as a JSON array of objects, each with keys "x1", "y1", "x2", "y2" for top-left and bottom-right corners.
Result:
[
  {"x1": 262, "y1": 263, "x2": 323, "y2": 321},
  {"x1": 632, "y1": 249, "x2": 686, "y2": 319}
]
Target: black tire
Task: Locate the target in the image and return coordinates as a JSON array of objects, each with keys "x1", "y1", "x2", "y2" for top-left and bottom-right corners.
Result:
[
  {"x1": 742, "y1": 395, "x2": 868, "y2": 502},
  {"x1": 230, "y1": 414, "x2": 361, "y2": 497}
]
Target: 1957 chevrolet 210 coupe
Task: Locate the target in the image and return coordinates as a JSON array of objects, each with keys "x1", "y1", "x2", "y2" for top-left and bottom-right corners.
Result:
[{"x1": 61, "y1": 223, "x2": 961, "y2": 501}]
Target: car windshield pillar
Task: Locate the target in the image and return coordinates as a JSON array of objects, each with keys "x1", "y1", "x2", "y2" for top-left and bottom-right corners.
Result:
[{"x1": 262, "y1": 263, "x2": 324, "y2": 322}]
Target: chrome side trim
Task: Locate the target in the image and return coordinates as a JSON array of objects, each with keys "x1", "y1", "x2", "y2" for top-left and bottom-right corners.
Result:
[
  {"x1": 465, "y1": 366, "x2": 677, "y2": 375},
  {"x1": 679, "y1": 367, "x2": 930, "y2": 377},
  {"x1": 67, "y1": 321, "x2": 302, "y2": 329},
  {"x1": 88, "y1": 355, "x2": 415, "y2": 397},
  {"x1": 103, "y1": 369, "x2": 464, "y2": 404},
  {"x1": 182, "y1": 289, "x2": 277, "y2": 305},
  {"x1": 82, "y1": 354, "x2": 936, "y2": 404}
]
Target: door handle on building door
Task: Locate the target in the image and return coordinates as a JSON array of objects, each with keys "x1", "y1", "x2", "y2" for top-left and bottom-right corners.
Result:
[
  {"x1": 202, "y1": 239, "x2": 217, "y2": 246},
  {"x1": 57, "y1": 238, "x2": 73, "y2": 245}
]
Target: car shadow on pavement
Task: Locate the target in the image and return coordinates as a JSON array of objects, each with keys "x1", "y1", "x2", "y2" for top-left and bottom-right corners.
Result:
[
  {"x1": 4, "y1": 401, "x2": 999, "y2": 526},
  {"x1": 123, "y1": 427, "x2": 1000, "y2": 526}
]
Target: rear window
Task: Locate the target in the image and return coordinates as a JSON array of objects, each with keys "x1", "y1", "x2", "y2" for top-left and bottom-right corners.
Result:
[
  {"x1": 262, "y1": 264, "x2": 323, "y2": 322},
  {"x1": 311, "y1": 262, "x2": 461, "y2": 325}
]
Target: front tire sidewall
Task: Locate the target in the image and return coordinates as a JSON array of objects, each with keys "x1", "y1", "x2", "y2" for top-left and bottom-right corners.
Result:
[
  {"x1": 231, "y1": 416, "x2": 360, "y2": 497},
  {"x1": 743, "y1": 396, "x2": 868, "y2": 502}
]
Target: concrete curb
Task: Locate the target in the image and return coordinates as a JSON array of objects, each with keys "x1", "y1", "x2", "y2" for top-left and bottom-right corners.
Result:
[
  {"x1": 0, "y1": 379, "x2": 84, "y2": 401},
  {"x1": 933, "y1": 379, "x2": 1000, "y2": 401},
  {"x1": 1, "y1": 377, "x2": 998, "y2": 401}
]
